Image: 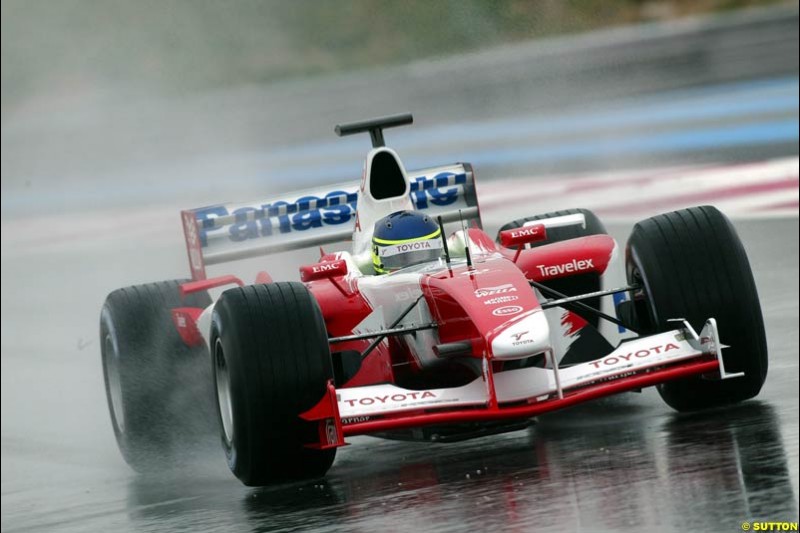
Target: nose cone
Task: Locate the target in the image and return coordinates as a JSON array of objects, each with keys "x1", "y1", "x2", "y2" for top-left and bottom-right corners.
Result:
[{"x1": 490, "y1": 310, "x2": 551, "y2": 360}]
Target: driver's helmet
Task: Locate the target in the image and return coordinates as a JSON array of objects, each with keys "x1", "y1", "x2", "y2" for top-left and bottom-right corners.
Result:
[{"x1": 372, "y1": 211, "x2": 443, "y2": 274}]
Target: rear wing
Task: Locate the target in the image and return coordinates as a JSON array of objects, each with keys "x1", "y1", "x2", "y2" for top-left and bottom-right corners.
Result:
[{"x1": 182, "y1": 163, "x2": 480, "y2": 280}]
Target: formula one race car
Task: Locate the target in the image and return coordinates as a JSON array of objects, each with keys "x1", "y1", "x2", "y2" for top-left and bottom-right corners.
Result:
[{"x1": 100, "y1": 114, "x2": 768, "y2": 486}]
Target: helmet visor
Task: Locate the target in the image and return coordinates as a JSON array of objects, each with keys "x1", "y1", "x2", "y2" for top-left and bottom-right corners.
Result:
[{"x1": 376, "y1": 238, "x2": 443, "y2": 272}]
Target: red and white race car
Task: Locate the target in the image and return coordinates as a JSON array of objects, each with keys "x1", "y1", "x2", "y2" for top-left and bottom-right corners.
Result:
[{"x1": 100, "y1": 114, "x2": 768, "y2": 486}]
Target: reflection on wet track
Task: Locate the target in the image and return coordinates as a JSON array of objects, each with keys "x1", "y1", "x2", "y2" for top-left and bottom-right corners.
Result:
[
  {"x1": 117, "y1": 400, "x2": 797, "y2": 533},
  {"x1": 263, "y1": 403, "x2": 797, "y2": 532}
]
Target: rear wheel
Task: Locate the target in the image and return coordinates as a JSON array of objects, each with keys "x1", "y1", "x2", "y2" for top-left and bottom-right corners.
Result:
[
  {"x1": 211, "y1": 282, "x2": 336, "y2": 486},
  {"x1": 100, "y1": 280, "x2": 214, "y2": 471},
  {"x1": 626, "y1": 206, "x2": 768, "y2": 411}
]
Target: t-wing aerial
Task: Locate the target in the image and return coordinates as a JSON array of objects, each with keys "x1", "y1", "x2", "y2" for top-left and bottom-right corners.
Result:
[
  {"x1": 334, "y1": 112, "x2": 414, "y2": 148},
  {"x1": 336, "y1": 115, "x2": 418, "y2": 256}
]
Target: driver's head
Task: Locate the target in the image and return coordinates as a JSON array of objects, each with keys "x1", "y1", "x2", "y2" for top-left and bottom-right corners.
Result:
[{"x1": 372, "y1": 211, "x2": 443, "y2": 274}]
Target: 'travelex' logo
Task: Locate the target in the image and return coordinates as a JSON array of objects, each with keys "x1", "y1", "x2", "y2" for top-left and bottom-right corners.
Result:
[
  {"x1": 475, "y1": 284, "x2": 517, "y2": 297},
  {"x1": 536, "y1": 259, "x2": 594, "y2": 277}
]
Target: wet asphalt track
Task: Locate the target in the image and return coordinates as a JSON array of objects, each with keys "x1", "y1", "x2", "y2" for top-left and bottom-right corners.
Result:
[
  {"x1": 2, "y1": 6, "x2": 799, "y2": 533},
  {"x1": 1, "y1": 219, "x2": 798, "y2": 533}
]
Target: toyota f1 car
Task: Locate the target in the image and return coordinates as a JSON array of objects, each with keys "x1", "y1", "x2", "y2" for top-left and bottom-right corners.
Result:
[{"x1": 100, "y1": 114, "x2": 768, "y2": 486}]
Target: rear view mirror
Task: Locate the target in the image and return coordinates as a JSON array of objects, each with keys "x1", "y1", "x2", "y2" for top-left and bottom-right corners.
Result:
[
  {"x1": 300, "y1": 260, "x2": 348, "y2": 282},
  {"x1": 498, "y1": 224, "x2": 547, "y2": 248}
]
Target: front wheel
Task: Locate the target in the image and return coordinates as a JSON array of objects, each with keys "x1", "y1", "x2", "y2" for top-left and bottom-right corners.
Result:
[
  {"x1": 626, "y1": 206, "x2": 768, "y2": 411},
  {"x1": 211, "y1": 282, "x2": 336, "y2": 486}
]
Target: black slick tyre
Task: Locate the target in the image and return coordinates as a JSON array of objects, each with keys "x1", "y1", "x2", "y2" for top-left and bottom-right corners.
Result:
[
  {"x1": 100, "y1": 280, "x2": 214, "y2": 472},
  {"x1": 211, "y1": 282, "x2": 336, "y2": 486},
  {"x1": 626, "y1": 206, "x2": 768, "y2": 411}
]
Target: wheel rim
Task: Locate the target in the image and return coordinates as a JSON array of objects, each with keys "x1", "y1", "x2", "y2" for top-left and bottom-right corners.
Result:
[
  {"x1": 214, "y1": 339, "x2": 234, "y2": 446},
  {"x1": 104, "y1": 333, "x2": 125, "y2": 433}
]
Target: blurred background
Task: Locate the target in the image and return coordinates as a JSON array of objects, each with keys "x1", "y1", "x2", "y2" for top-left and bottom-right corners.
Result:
[
  {"x1": 2, "y1": 0, "x2": 798, "y2": 216},
  {"x1": 2, "y1": 1, "x2": 798, "y2": 532}
]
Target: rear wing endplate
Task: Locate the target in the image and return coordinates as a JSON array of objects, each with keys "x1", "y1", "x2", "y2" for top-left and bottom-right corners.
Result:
[{"x1": 182, "y1": 163, "x2": 480, "y2": 280}]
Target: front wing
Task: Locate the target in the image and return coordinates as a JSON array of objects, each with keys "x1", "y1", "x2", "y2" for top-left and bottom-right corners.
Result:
[{"x1": 301, "y1": 319, "x2": 742, "y2": 448}]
